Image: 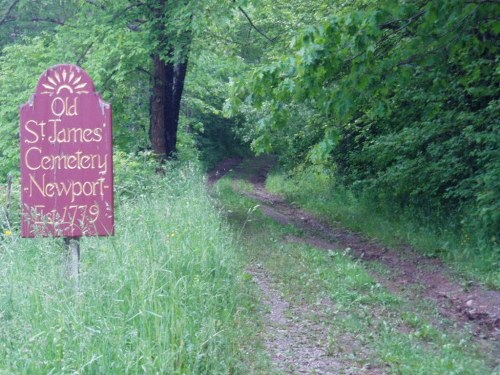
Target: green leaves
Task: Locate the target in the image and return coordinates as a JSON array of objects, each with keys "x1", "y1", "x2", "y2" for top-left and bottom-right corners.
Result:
[{"x1": 227, "y1": 0, "x2": 499, "y2": 247}]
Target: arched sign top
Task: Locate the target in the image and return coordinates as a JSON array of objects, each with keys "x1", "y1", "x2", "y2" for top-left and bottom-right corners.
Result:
[{"x1": 35, "y1": 64, "x2": 96, "y2": 97}]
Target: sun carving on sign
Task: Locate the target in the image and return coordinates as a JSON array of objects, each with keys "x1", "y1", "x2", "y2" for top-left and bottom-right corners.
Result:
[{"x1": 40, "y1": 68, "x2": 89, "y2": 96}]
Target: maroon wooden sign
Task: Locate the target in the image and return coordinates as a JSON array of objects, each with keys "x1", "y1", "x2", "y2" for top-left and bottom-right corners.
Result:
[{"x1": 20, "y1": 64, "x2": 114, "y2": 237}]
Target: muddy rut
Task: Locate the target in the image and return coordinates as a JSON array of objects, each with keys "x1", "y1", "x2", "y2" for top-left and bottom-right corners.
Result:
[{"x1": 209, "y1": 156, "x2": 500, "y2": 371}]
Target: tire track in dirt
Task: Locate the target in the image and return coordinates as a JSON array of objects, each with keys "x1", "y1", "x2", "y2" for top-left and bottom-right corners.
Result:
[
  {"x1": 210, "y1": 157, "x2": 387, "y2": 373},
  {"x1": 210, "y1": 156, "x2": 500, "y2": 358}
]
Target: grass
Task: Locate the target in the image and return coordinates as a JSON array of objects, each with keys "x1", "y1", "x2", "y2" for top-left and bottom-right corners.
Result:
[
  {"x1": 0, "y1": 162, "x2": 267, "y2": 374},
  {"x1": 266, "y1": 167, "x2": 500, "y2": 289},
  {"x1": 215, "y1": 172, "x2": 498, "y2": 374},
  {"x1": 1, "y1": 156, "x2": 497, "y2": 374}
]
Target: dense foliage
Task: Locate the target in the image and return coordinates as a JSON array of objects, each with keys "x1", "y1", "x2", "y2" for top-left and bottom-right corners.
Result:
[
  {"x1": 0, "y1": 0, "x2": 246, "y2": 175},
  {"x1": 0, "y1": 0, "x2": 498, "y2": 253},
  {"x1": 228, "y1": 0, "x2": 500, "y2": 248}
]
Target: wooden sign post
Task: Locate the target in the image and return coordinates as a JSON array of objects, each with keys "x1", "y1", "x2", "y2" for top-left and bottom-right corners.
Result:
[{"x1": 20, "y1": 64, "x2": 114, "y2": 282}]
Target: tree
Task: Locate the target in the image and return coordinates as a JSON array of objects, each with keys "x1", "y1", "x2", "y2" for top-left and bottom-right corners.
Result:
[
  {"x1": 74, "y1": 0, "x2": 195, "y2": 159},
  {"x1": 143, "y1": 0, "x2": 193, "y2": 159},
  {"x1": 228, "y1": 0, "x2": 500, "y2": 244},
  {"x1": 1, "y1": 0, "x2": 257, "y2": 171}
]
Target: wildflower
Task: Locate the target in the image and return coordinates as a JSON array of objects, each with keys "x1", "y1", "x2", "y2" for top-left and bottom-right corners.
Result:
[
  {"x1": 171, "y1": 233, "x2": 175, "y2": 237},
  {"x1": 4, "y1": 230, "x2": 12, "y2": 236}
]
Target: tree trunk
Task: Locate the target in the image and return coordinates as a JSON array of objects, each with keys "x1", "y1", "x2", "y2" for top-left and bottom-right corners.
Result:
[
  {"x1": 150, "y1": 54, "x2": 189, "y2": 159},
  {"x1": 164, "y1": 60, "x2": 188, "y2": 157},
  {"x1": 150, "y1": 54, "x2": 167, "y2": 157},
  {"x1": 148, "y1": 0, "x2": 191, "y2": 159}
]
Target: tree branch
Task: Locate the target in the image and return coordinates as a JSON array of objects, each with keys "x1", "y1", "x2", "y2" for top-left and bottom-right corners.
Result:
[
  {"x1": 136, "y1": 66, "x2": 152, "y2": 78},
  {"x1": 237, "y1": 6, "x2": 275, "y2": 43},
  {"x1": 379, "y1": 8, "x2": 426, "y2": 30},
  {"x1": 76, "y1": 42, "x2": 94, "y2": 66},
  {"x1": 85, "y1": 0, "x2": 107, "y2": 11},
  {"x1": 112, "y1": 2, "x2": 145, "y2": 22},
  {"x1": 0, "y1": 0, "x2": 19, "y2": 27},
  {"x1": 30, "y1": 17, "x2": 65, "y2": 26}
]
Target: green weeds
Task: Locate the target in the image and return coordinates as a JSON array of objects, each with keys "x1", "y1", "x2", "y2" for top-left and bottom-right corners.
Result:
[
  {"x1": 266, "y1": 168, "x2": 500, "y2": 289},
  {"x1": 0, "y1": 163, "x2": 265, "y2": 374},
  {"x1": 216, "y1": 173, "x2": 497, "y2": 374}
]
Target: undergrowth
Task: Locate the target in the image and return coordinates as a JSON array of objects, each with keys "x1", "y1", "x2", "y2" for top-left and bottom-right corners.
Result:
[
  {"x1": 266, "y1": 167, "x2": 500, "y2": 289},
  {"x1": 215, "y1": 173, "x2": 498, "y2": 374},
  {"x1": 0, "y1": 160, "x2": 265, "y2": 374}
]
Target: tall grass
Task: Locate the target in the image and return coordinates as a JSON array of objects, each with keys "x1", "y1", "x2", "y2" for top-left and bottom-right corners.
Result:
[
  {"x1": 266, "y1": 167, "x2": 500, "y2": 289},
  {"x1": 0, "y1": 163, "x2": 255, "y2": 373}
]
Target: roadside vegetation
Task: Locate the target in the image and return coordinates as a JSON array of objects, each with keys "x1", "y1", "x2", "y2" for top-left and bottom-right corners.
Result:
[
  {"x1": 215, "y1": 170, "x2": 498, "y2": 374},
  {"x1": 0, "y1": 159, "x2": 266, "y2": 374},
  {"x1": 1, "y1": 1, "x2": 497, "y2": 277},
  {"x1": 267, "y1": 168, "x2": 500, "y2": 290}
]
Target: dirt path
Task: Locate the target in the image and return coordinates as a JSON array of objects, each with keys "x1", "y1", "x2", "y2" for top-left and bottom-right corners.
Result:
[
  {"x1": 250, "y1": 265, "x2": 346, "y2": 374},
  {"x1": 207, "y1": 157, "x2": 243, "y2": 185},
  {"x1": 210, "y1": 156, "x2": 500, "y2": 371},
  {"x1": 248, "y1": 262, "x2": 389, "y2": 374}
]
